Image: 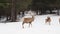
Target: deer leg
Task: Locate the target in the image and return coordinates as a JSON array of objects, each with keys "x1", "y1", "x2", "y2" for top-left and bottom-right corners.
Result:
[
  {"x1": 59, "y1": 21, "x2": 60, "y2": 24},
  {"x1": 49, "y1": 22, "x2": 50, "y2": 25},
  {"x1": 29, "y1": 22, "x2": 31, "y2": 27},
  {"x1": 22, "y1": 22, "x2": 24, "y2": 28},
  {"x1": 30, "y1": 22, "x2": 32, "y2": 27},
  {"x1": 45, "y1": 21, "x2": 47, "y2": 24},
  {"x1": 59, "y1": 19, "x2": 60, "y2": 24},
  {"x1": 29, "y1": 22, "x2": 32, "y2": 28},
  {"x1": 29, "y1": 23, "x2": 30, "y2": 28}
]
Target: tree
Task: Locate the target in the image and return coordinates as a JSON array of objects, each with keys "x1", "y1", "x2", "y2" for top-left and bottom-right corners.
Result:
[
  {"x1": 16, "y1": 0, "x2": 32, "y2": 17},
  {"x1": 31, "y1": 0, "x2": 60, "y2": 14},
  {"x1": 11, "y1": 0, "x2": 17, "y2": 22}
]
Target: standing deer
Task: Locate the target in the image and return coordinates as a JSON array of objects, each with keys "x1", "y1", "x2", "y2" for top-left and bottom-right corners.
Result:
[
  {"x1": 22, "y1": 16, "x2": 34, "y2": 28},
  {"x1": 45, "y1": 16, "x2": 51, "y2": 25}
]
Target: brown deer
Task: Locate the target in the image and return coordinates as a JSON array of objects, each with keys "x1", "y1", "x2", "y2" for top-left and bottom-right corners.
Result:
[
  {"x1": 45, "y1": 16, "x2": 51, "y2": 25},
  {"x1": 22, "y1": 16, "x2": 34, "y2": 28}
]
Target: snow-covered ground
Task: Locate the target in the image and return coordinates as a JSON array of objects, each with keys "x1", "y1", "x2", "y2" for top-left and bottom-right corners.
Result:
[{"x1": 0, "y1": 14, "x2": 60, "y2": 34}]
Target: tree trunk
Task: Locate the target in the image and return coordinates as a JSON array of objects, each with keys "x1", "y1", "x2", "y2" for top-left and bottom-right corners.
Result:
[
  {"x1": 11, "y1": 0, "x2": 17, "y2": 22},
  {"x1": 6, "y1": 15, "x2": 9, "y2": 21}
]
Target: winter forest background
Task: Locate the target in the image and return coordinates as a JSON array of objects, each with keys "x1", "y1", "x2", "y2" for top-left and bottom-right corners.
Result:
[{"x1": 0, "y1": 0, "x2": 60, "y2": 22}]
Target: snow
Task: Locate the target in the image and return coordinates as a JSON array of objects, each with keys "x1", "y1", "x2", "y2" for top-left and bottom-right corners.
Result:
[
  {"x1": 0, "y1": 17, "x2": 6, "y2": 23},
  {"x1": 0, "y1": 14, "x2": 60, "y2": 34},
  {"x1": 24, "y1": 10, "x2": 36, "y2": 16}
]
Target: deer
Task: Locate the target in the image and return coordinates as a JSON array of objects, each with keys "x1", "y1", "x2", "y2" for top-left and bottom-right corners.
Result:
[
  {"x1": 22, "y1": 16, "x2": 34, "y2": 28},
  {"x1": 45, "y1": 16, "x2": 51, "y2": 25}
]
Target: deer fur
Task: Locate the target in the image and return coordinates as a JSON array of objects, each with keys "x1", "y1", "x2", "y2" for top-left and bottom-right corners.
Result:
[
  {"x1": 45, "y1": 16, "x2": 51, "y2": 25},
  {"x1": 22, "y1": 16, "x2": 34, "y2": 28}
]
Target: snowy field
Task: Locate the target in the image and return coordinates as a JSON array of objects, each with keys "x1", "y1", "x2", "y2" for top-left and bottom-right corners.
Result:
[{"x1": 0, "y1": 14, "x2": 60, "y2": 34}]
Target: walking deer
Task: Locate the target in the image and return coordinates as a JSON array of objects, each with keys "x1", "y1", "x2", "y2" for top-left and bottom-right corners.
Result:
[
  {"x1": 45, "y1": 16, "x2": 51, "y2": 25},
  {"x1": 22, "y1": 16, "x2": 34, "y2": 28}
]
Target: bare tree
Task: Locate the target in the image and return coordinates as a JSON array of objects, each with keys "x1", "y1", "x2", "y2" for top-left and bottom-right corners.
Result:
[{"x1": 11, "y1": 0, "x2": 17, "y2": 22}]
